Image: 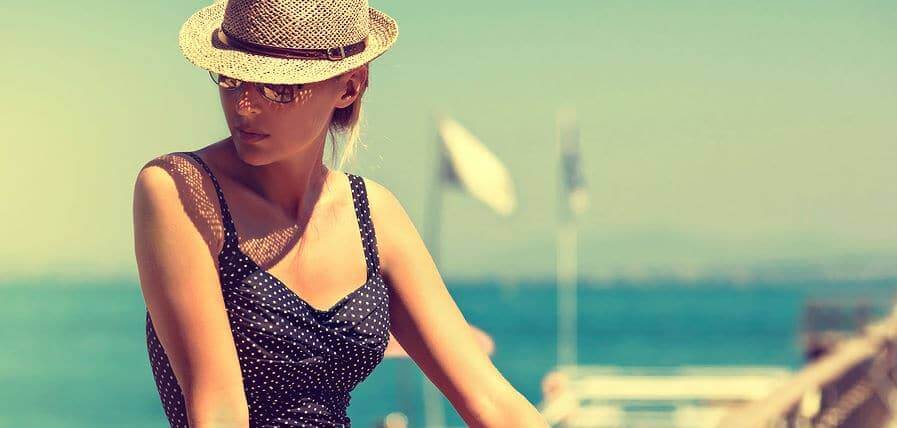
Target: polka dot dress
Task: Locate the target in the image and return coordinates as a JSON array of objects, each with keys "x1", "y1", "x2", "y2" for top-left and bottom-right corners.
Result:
[{"x1": 146, "y1": 151, "x2": 390, "y2": 427}]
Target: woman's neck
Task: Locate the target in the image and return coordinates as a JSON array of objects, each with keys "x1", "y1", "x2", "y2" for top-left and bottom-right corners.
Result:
[{"x1": 224, "y1": 136, "x2": 333, "y2": 224}]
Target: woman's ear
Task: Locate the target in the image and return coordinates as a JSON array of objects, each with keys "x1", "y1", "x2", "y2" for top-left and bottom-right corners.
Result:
[{"x1": 334, "y1": 66, "x2": 369, "y2": 109}]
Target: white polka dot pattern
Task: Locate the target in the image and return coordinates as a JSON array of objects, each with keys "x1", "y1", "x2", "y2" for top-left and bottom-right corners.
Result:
[{"x1": 145, "y1": 151, "x2": 389, "y2": 427}]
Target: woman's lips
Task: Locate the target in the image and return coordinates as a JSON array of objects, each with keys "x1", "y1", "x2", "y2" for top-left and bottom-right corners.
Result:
[{"x1": 236, "y1": 129, "x2": 269, "y2": 143}]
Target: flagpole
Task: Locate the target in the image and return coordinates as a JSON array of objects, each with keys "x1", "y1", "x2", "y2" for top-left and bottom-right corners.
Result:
[
  {"x1": 421, "y1": 112, "x2": 447, "y2": 428},
  {"x1": 556, "y1": 221, "x2": 578, "y2": 368},
  {"x1": 412, "y1": 111, "x2": 516, "y2": 427},
  {"x1": 426, "y1": 114, "x2": 444, "y2": 264},
  {"x1": 556, "y1": 108, "x2": 579, "y2": 369}
]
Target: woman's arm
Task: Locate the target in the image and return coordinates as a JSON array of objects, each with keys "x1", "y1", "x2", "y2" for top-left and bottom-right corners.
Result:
[
  {"x1": 133, "y1": 157, "x2": 249, "y2": 427},
  {"x1": 366, "y1": 178, "x2": 549, "y2": 428}
]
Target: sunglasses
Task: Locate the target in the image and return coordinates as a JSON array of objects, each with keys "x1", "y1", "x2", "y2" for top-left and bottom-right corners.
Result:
[{"x1": 209, "y1": 71, "x2": 306, "y2": 104}]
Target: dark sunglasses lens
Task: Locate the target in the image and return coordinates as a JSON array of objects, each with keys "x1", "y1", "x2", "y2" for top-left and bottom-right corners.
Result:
[
  {"x1": 209, "y1": 71, "x2": 241, "y2": 89},
  {"x1": 209, "y1": 70, "x2": 303, "y2": 103},
  {"x1": 260, "y1": 83, "x2": 302, "y2": 103}
]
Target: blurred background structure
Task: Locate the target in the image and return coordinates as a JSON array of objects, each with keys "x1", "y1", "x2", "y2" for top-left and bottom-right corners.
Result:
[{"x1": 1, "y1": 0, "x2": 896, "y2": 427}]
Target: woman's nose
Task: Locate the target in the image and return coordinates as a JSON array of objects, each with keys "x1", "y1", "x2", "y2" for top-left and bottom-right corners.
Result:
[{"x1": 234, "y1": 87, "x2": 262, "y2": 116}]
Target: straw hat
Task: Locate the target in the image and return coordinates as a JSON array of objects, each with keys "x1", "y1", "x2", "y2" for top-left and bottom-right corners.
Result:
[{"x1": 178, "y1": 0, "x2": 399, "y2": 85}]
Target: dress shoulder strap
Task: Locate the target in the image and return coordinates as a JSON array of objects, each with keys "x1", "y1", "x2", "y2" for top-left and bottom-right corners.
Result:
[
  {"x1": 177, "y1": 151, "x2": 239, "y2": 250},
  {"x1": 346, "y1": 173, "x2": 382, "y2": 277}
]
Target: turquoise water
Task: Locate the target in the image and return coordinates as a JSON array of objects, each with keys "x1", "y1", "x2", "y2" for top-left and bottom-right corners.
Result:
[{"x1": 0, "y1": 277, "x2": 892, "y2": 427}]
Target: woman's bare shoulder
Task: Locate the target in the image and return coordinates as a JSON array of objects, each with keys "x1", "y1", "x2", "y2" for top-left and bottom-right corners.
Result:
[
  {"x1": 358, "y1": 176, "x2": 402, "y2": 226},
  {"x1": 356, "y1": 177, "x2": 414, "y2": 276},
  {"x1": 134, "y1": 151, "x2": 227, "y2": 257}
]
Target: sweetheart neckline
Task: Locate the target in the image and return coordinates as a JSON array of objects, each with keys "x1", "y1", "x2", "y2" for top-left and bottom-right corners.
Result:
[{"x1": 233, "y1": 246, "x2": 380, "y2": 315}]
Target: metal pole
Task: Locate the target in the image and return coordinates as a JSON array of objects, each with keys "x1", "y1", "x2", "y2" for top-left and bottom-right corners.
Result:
[
  {"x1": 421, "y1": 114, "x2": 447, "y2": 427},
  {"x1": 557, "y1": 222, "x2": 578, "y2": 368},
  {"x1": 556, "y1": 109, "x2": 578, "y2": 369}
]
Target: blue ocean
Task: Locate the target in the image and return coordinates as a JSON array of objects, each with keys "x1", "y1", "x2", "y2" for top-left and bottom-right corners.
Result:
[{"x1": 0, "y1": 277, "x2": 892, "y2": 427}]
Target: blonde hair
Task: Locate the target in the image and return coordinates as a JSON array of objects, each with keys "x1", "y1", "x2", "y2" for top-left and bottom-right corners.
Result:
[{"x1": 327, "y1": 64, "x2": 370, "y2": 171}]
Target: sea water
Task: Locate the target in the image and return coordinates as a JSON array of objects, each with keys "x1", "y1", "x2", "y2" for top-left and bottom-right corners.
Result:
[{"x1": 0, "y1": 277, "x2": 892, "y2": 427}]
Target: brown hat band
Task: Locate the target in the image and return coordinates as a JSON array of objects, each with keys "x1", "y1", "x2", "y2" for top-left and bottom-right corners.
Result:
[{"x1": 217, "y1": 27, "x2": 368, "y2": 61}]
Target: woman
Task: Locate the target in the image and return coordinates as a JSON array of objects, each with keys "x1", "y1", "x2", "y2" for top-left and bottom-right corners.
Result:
[{"x1": 132, "y1": 0, "x2": 548, "y2": 427}]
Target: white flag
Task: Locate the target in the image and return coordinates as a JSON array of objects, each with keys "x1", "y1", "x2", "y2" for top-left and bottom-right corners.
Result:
[{"x1": 437, "y1": 115, "x2": 516, "y2": 216}]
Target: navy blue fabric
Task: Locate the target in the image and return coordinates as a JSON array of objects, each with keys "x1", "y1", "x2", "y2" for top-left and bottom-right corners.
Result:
[{"x1": 146, "y1": 151, "x2": 390, "y2": 427}]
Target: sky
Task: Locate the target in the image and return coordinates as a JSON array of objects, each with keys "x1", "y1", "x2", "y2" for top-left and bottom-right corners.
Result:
[{"x1": 1, "y1": 0, "x2": 895, "y2": 283}]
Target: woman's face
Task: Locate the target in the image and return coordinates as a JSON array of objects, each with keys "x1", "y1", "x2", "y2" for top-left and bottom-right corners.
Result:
[{"x1": 218, "y1": 66, "x2": 367, "y2": 162}]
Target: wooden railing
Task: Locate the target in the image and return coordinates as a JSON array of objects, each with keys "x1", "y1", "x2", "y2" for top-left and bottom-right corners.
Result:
[{"x1": 718, "y1": 303, "x2": 897, "y2": 428}]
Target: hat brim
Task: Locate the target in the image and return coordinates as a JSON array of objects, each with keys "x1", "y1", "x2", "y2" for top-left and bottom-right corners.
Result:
[{"x1": 178, "y1": 1, "x2": 398, "y2": 84}]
